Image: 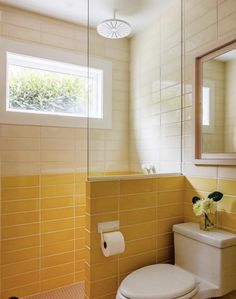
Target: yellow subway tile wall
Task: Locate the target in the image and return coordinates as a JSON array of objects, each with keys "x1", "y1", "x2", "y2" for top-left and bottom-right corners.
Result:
[
  {"x1": 85, "y1": 176, "x2": 185, "y2": 299},
  {"x1": 1, "y1": 173, "x2": 236, "y2": 299},
  {"x1": 0, "y1": 173, "x2": 86, "y2": 299},
  {"x1": 1, "y1": 176, "x2": 41, "y2": 298},
  {"x1": 85, "y1": 175, "x2": 236, "y2": 299}
]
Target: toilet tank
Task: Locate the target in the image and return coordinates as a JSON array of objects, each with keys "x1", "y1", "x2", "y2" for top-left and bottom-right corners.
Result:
[{"x1": 173, "y1": 223, "x2": 236, "y2": 296}]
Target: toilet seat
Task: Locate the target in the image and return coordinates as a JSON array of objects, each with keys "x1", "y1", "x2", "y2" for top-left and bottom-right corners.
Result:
[
  {"x1": 118, "y1": 264, "x2": 198, "y2": 299},
  {"x1": 117, "y1": 285, "x2": 198, "y2": 299}
]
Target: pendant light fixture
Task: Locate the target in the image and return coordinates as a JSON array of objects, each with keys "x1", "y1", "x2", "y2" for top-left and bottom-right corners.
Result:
[{"x1": 97, "y1": 10, "x2": 132, "y2": 39}]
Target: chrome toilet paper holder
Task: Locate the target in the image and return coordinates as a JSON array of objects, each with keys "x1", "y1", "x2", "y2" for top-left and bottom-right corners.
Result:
[
  {"x1": 98, "y1": 220, "x2": 120, "y2": 245},
  {"x1": 98, "y1": 220, "x2": 120, "y2": 234}
]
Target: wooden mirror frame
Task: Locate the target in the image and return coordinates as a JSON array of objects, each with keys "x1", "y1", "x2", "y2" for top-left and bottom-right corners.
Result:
[{"x1": 194, "y1": 37, "x2": 236, "y2": 165}]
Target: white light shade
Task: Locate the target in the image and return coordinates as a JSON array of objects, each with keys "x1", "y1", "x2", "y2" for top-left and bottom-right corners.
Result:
[{"x1": 97, "y1": 18, "x2": 132, "y2": 39}]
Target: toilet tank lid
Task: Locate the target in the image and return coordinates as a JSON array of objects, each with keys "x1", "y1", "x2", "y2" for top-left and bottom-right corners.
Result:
[{"x1": 173, "y1": 222, "x2": 236, "y2": 248}]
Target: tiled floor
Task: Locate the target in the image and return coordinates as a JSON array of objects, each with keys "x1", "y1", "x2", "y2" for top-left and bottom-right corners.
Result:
[{"x1": 24, "y1": 282, "x2": 84, "y2": 299}]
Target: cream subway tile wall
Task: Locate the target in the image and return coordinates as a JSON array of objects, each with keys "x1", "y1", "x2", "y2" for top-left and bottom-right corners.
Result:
[
  {"x1": 0, "y1": 3, "x2": 130, "y2": 177},
  {"x1": 183, "y1": 1, "x2": 236, "y2": 297},
  {"x1": 182, "y1": 0, "x2": 236, "y2": 175},
  {"x1": 85, "y1": 176, "x2": 185, "y2": 299},
  {"x1": 129, "y1": 0, "x2": 182, "y2": 174},
  {"x1": 88, "y1": 25, "x2": 129, "y2": 176}
]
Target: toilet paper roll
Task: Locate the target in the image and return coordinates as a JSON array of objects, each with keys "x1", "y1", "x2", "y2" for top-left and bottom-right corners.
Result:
[{"x1": 101, "y1": 231, "x2": 125, "y2": 257}]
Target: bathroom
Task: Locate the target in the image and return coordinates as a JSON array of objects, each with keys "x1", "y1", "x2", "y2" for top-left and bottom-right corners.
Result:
[{"x1": 0, "y1": 0, "x2": 236, "y2": 299}]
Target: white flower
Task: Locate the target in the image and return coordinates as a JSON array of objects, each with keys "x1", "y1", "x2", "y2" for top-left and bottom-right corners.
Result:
[
  {"x1": 202, "y1": 198, "x2": 217, "y2": 214},
  {"x1": 193, "y1": 200, "x2": 203, "y2": 216},
  {"x1": 193, "y1": 198, "x2": 218, "y2": 217},
  {"x1": 209, "y1": 200, "x2": 217, "y2": 214}
]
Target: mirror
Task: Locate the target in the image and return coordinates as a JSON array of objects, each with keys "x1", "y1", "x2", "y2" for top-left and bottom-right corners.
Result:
[{"x1": 194, "y1": 38, "x2": 236, "y2": 165}]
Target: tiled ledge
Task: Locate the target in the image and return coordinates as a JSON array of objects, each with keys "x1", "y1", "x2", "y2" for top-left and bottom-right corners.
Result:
[{"x1": 87, "y1": 173, "x2": 183, "y2": 182}]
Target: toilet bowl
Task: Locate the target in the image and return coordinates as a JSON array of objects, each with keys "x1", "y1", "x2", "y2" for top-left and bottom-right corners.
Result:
[
  {"x1": 116, "y1": 223, "x2": 236, "y2": 299},
  {"x1": 116, "y1": 264, "x2": 199, "y2": 299}
]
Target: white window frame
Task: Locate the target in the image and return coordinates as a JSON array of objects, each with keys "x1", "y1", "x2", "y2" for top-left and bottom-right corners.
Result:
[
  {"x1": 202, "y1": 80, "x2": 215, "y2": 134},
  {"x1": 0, "y1": 37, "x2": 112, "y2": 129}
]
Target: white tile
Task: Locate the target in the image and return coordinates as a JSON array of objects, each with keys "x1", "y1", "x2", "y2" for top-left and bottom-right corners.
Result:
[
  {"x1": 185, "y1": 8, "x2": 217, "y2": 39},
  {"x1": 0, "y1": 125, "x2": 40, "y2": 138},
  {"x1": 1, "y1": 162, "x2": 40, "y2": 176},
  {"x1": 218, "y1": 10, "x2": 236, "y2": 36},
  {"x1": 41, "y1": 19, "x2": 76, "y2": 38},
  {"x1": 40, "y1": 127, "x2": 74, "y2": 139},
  {"x1": 185, "y1": 0, "x2": 217, "y2": 24},
  {"x1": 2, "y1": 23, "x2": 40, "y2": 42},
  {"x1": 2, "y1": 11, "x2": 41, "y2": 30},
  {"x1": 0, "y1": 137, "x2": 40, "y2": 151},
  {"x1": 218, "y1": 0, "x2": 236, "y2": 20},
  {"x1": 41, "y1": 32, "x2": 76, "y2": 50},
  {"x1": 182, "y1": 162, "x2": 218, "y2": 178},
  {"x1": 1, "y1": 150, "x2": 40, "y2": 162},
  {"x1": 217, "y1": 167, "x2": 236, "y2": 179},
  {"x1": 185, "y1": 24, "x2": 217, "y2": 52},
  {"x1": 41, "y1": 150, "x2": 74, "y2": 163}
]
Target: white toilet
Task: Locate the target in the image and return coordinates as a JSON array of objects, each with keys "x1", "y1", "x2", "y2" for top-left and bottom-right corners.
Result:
[{"x1": 116, "y1": 222, "x2": 236, "y2": 299}]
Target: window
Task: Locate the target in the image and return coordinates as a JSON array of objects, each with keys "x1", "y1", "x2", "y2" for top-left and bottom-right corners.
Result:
[
  {"x1": 0, "y1": 38, "x2": 112, "y2": 128},
  {"x1": 202, "y1": 86, "x2": 210, "y2": 126},
  {"x1": 202, "y1": 80, "x2": 215, "y2": 133},
  {"x1": 7, "y1": 53, "x2": 102, "y2": 118}
]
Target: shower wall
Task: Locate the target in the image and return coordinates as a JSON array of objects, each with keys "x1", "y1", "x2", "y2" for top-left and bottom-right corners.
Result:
[
  {"x1": 0, "y1": 5, "x2": 88, "y2": 298},
  {"x1": 88, "y1": 0, "x2": 182, "y2": 176},
  {"x1": 129, "y1": 0, "x2": 182, "y2": 174},
  {"x1": 88, "y1": 30, "x2": 130, "y2": 176}
]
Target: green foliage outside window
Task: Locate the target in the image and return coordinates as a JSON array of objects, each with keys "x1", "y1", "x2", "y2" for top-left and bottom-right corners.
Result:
[{"x1": 8, "y1": 66, "x2": 89, "y2": 115}]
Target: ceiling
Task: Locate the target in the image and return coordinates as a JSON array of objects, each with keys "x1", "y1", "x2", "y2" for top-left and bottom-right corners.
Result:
[
  {"x1": 216, "y1": 49, "x2": 236, "y2": 62},
  {"x1": 0, "y1": 0, "x2": 174, "y2": 34}
]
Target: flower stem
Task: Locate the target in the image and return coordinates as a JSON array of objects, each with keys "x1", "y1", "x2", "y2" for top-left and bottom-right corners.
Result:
[{"x1": 204, "y1": 213, "x2": 214, "y2": 228}]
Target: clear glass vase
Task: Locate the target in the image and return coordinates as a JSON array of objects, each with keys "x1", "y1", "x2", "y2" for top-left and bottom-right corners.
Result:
[{"x1": 200, "y1": 213, "x2": 215, "y2": 231}]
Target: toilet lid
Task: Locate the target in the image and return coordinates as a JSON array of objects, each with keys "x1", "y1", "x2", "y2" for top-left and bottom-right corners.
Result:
[{"x1": 119, "y1": 264, "x2": 196, "y2": 299}]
